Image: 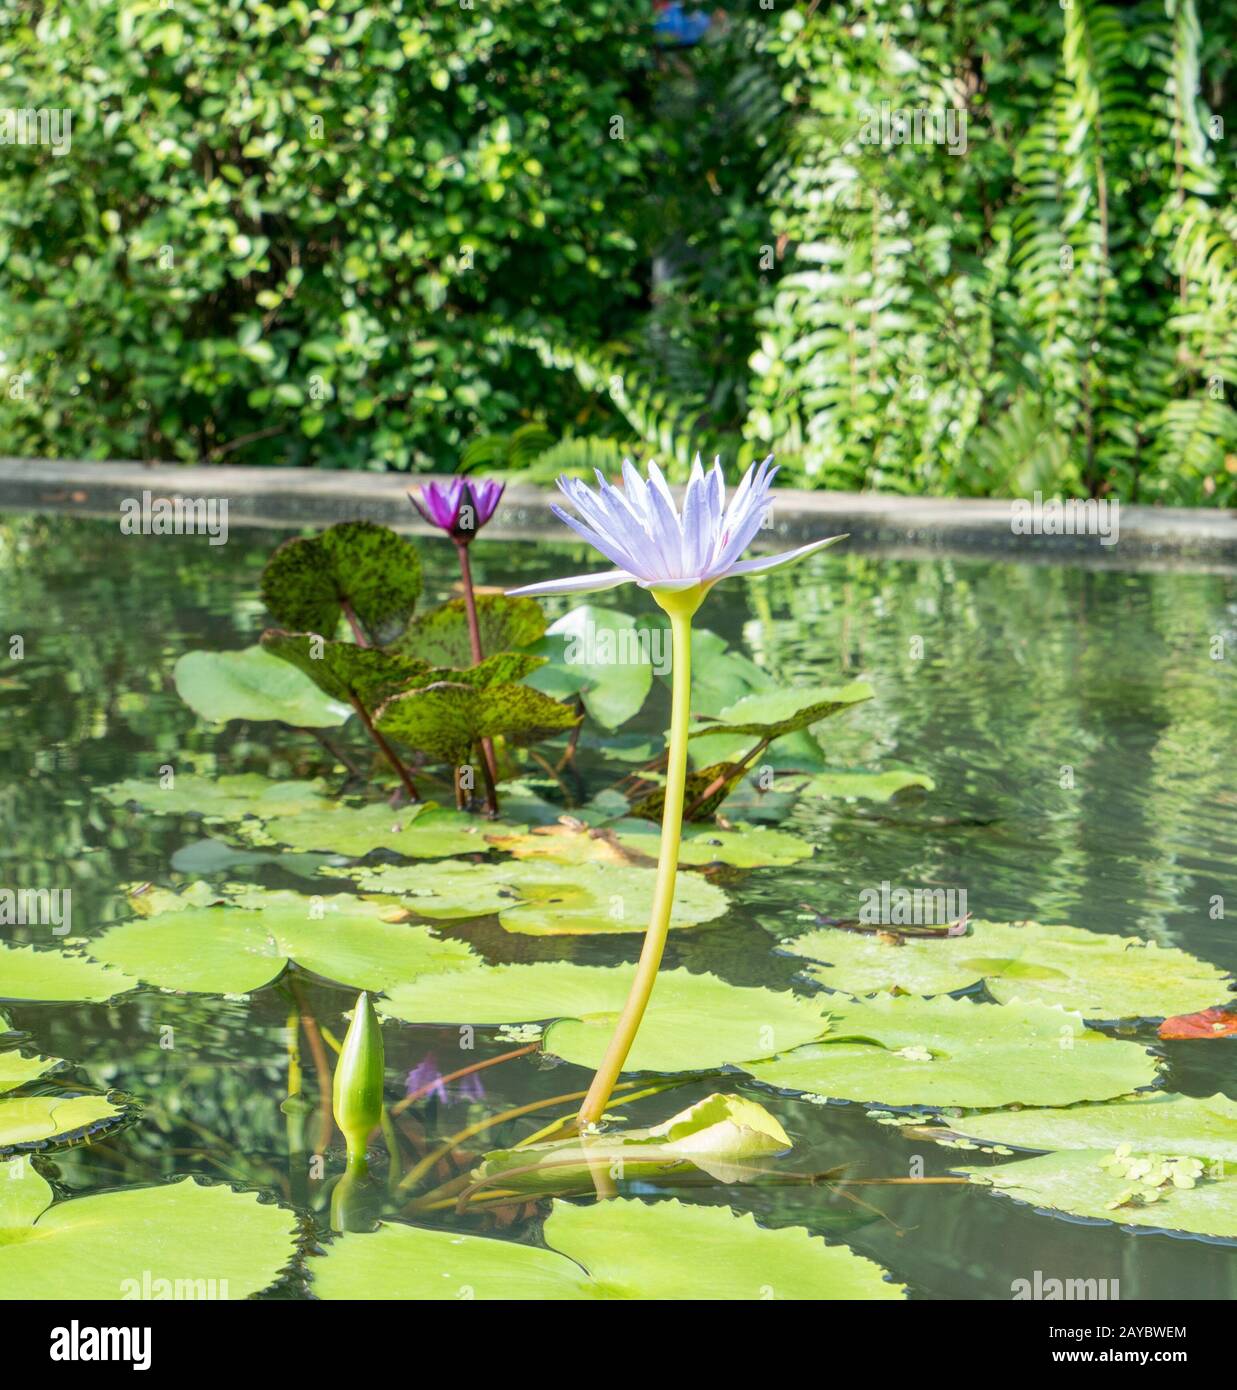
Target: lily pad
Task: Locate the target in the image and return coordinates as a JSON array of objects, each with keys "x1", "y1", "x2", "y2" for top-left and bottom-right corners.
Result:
[
  {"x1": 472, "y1": 1093, "x2": 792, "y2": 1196},
  {"x1": 99, "y1": 773, "x2": 331, "y2": 824},
  {"x1": 690, "y1": 682, "x2": 873, "y2": 741},
  {"x1": 245, "y1": 803, "x2": 519, "y2": 860},
  {"x1": 261, "y1": 520, "x2": 422, "y2": 645},
  {"x1": 313, "y1": 1196, "x2": 902, "y2": 1300},
  {"x1": 261, "y1": 631, "x2": 431, "y2": 708},
  {"x1": 794, "y1": 769, "x2": 935, "y2": 801},
  {"x1": 0, "y1": 1096, "x2": 126, "y2": 1153},
  {"x1": 928, "y1": 1093, "x2": 1237, "y2": 1164},
  {"x1": 0, "y1": 941, "x2": 136, "y2": 1004},
  {"x1": 0, "y1": 1044, "x2": 57, "y2": 1092},
  {"x1": 396, "y1": 594, "x2": 546, "y2": 668},
  {"x1": 0, "y1": 1167, "x2": 298, "y2": 1299},
  {"x1": 785, "y1": 918, "x2": 1232, "y2": 1021},
  {"x1": 380, "y1": 962, "x2": 828, "y2": 1073},
  {"x1": 958, "y1": 1150, "x2": 1237, "y2": 1241},
  {"x1": 91, "y1": 888, "x2": 481, "y2": 995},
  {"x1": 172, "y1": 647, "x2": 351, "y2": 727},
  {"x1": 376, "y1": 681, "x2": 579, "y2": 766},
  {"x1": 530, "y1": 606, "x2": 655, "y2": 729},
  {"x1": 744, "y1": 994, "x2": 1159, "y2": 1108},
  {"x1": 342, "y1": 859, "x2": 728, "y2": 936},
  {"x1": 489, "y1": 819, "x2": 813, "y2": 869}
]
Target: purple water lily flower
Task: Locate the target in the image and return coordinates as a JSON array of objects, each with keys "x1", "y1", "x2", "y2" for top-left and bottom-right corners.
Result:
[
  {"x1": 404, "y1": 1054, "x2": 486, "y2": 1106},
  {"x1": 506, "y1": 456, "x2": 843, "y2": 598},
  {"x1": 410, "y1": 477, "x2": 505, "y2": 543}
]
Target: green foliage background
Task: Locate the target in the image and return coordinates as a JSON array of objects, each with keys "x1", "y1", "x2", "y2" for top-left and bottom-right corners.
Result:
[{"x1": 1, "y1": 0, "x2": 1234, "y2": 501}]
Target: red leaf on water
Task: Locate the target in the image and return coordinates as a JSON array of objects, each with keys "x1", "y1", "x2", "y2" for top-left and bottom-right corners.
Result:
[{"x1": 1157, "y1": 1007, "x2": 1237, "y2": 1040}]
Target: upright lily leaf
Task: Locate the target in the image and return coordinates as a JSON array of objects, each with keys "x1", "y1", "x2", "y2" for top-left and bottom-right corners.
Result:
[
  {"x1": 958, "y1": 1150, "x2": 1237, "y2": 1241},
  {"x1": 91, "y1": 888, "x2": 481, "y2": 995},
  {"x1": 784, "y1": 918, "x2": 1233, "y2": 1021},
  {"x1": 0, "y1": 1168, "x2": 298, "y2": 1299},
  {"x1": 261, "y1": 521, "x2": 422, "y2": 644},
  {"x1": 927, "y1": 1093, "x2": 1237, "y2": 1164},
  {"x1": 529, "y1": 606, "x2": 655, "y2": 729},
  {"x1": 314, "y1": 1196, "x2": 903, "y2": 1301},
  {"x1": 396, "y1": 594, "x2": 546, "y2": 668},
  {"x1": 0, "y1": 941, "x2": 136, "y2": 1004},
  {"x1": 629, "y1": 761, "x2": 747, "y2": 823},
  {"x1": 172, "y1": 647, "x2": 352, "y2": 727},
  {"x1": 744, "y1": 994, "x2": 1159, "y2": 1108},
  {"x1": 375, "y1": 681, "x2": 579, "y2": 766},
  {"x1": 690, "y1": 682, "x2": 874, "y2": 741},
  {"x1": 379, "y1": 961, "x2": 828, "y2": 1072},
  {"x1": 472, "y1": 1093, "x2": 792, "y2": 1196},
  {"x1": 261, "y1": 631, "x2": 431, "y2": 708}
]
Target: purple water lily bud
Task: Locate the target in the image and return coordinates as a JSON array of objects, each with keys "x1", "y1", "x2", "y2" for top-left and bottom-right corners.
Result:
[
  {"x1": 506, "y1": 455, "x2": 844, "y2": 598},
  {"x1": 410, "y1": 477, "x2": 505, "y2": 543}
]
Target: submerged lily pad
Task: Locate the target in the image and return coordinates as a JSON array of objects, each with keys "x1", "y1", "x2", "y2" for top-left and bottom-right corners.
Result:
[
  {"x1": 91, "y1": 888, "x2": 480, "y2": 995},
  {"x1": 930, "y1": 1093, "x2": 1237, "y2": 1164},
  {"x1": 341, "y1": 859, "x2": 728, "y2": 936},
  {"x1": 473, "y1": 1093, "x2": 792, "y2": 1196},
  {"x1": 0, "y1": 941, "x2": 136, "y2": 1004},
  {"x1": 744, "y1": 994, "x2": 1159, "y2": 1109},
  {"x1": 100, "y1": 773, "x2": 331, "y2": 824},
  {"x1": 959, "y1": 1150, "x2": 1237, "y2": 1241},
  {"x1": 786, "y1": 918, "x2": 1232, "y2": 1021},
  {"x1": 396, "y1": 594, "x2": 546, "y2": 668},
  {"x1": 245, "y1": 803, "x2": 517, "y2": 860},
  {"x1": 380, "y1": 962, "x2": 828, "y2": 1073},
  {"x1": 794, "y1": 769, "x2": 935, "y2": 801},
  {"x1": 313, "y1": 1196, "x2": 902, "y2": 1300},
  {"x1": 0, "y1": 1166, "x2": 298, "y2": 1299},
  {"x1": 261, "y1": 520, "x2": 422, "y2": 645},
  {"x1": 173, "y1": 647, "x2": 352, "y2": 727}
]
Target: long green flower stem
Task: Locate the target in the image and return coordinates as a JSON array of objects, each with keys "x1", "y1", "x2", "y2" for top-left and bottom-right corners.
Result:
[{"x1": 577, "y1": 585, "x2": 705, "y2": 1130}]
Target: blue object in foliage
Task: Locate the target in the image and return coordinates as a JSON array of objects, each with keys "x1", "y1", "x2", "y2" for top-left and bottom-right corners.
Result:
[{"x1": 655, "y1": 2, "x2": 711, "y2": 46}]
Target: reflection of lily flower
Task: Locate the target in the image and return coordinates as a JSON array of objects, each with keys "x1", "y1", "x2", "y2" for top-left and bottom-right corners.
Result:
[
  {"x1": 404, "y1": 1055, "x2": 485, "y2": 1106},
  {"x1": 410, "y1": 478, "x2": 505, "y2": 542},
  {"x1": 507, "y1": 457, "x2": 841, "y2": 598}
]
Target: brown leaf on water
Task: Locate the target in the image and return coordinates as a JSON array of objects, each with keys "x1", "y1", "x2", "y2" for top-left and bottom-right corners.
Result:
[{"x1": 1157, "y1": 1006, "x2": 1237, "y2": 1040}]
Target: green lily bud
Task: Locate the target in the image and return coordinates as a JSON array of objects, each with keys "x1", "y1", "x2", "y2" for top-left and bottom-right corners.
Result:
[{"x1": 332, "y1": 991, "x2": 384, "y2": 1172}]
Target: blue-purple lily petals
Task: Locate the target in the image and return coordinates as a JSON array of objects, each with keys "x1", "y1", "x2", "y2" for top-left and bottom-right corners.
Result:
[{"x1": 507, "y1": 455, "x2": 845, "y2": 599}]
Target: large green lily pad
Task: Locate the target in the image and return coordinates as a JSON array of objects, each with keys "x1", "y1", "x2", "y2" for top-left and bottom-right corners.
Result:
[
  {"x1": 99, "y1": 773, "x2": 331, "y2": 824},
  {"x1": 744, "y1": 994, "x2": 1159, "y2": 1108},
  {"x1": 690, "y1": 682, "x2": 873, "y2": 742},
  {"x1": 929, "y1": 1092, "x2": 1237, "y2": 1164},
  {"x1": 0, "y1": 941, "x2": 136, "y2": 1004},
  {"x1": 0, "y1": 1166, "x2": 298, "y2": 1299},
  {"x1": 340, "y1": 859, "x2": 728, "y2": 936},
  {"x1": 0, "y1": 1096, "x2": 126, "y2": 1153},
  {"x1": 395, "y1": 594, "x2": 546, "y2": 669},
  {"x1": 313, "y1": 1196, "x2": 902, "y2": 1300},
  {"x1": 786, "y1": 918, "x2": 1232, "y2": 1021},
  {"x1": 376, "y1": 680, "x2": 579, "y2": 766},
  {"x1": 243, "y1": 803, "x2": 519, "y2": 860},
  {"x1": 380, "y1": 962, "x2": 828, "y2": 1073},
  {"x1": 261, "y1": 520, "x2": 422, "y2": 645},
  {"x1": 173, "y1": 647, "x2": 352, "y2": 727},
  {"x1": 91, "y1": 888, "x2": 480, "y2": 995},
  {"x1": 959, "y1": 1150, "x2": 1237, "y2": 1240},
  {"x1": 472, "y1": 1093, "x2": 792, "y2": 1196}
]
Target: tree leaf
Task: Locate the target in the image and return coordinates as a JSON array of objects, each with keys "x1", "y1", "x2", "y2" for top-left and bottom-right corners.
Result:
[{"x1": 260, "y1": 521, "x2": 422, "y2": 644}]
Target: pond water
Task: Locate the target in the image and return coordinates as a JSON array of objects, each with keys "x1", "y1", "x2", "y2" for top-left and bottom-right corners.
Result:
[{"x1": 2, "y1": 511, "x2": 1235, "y2": 1299}]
